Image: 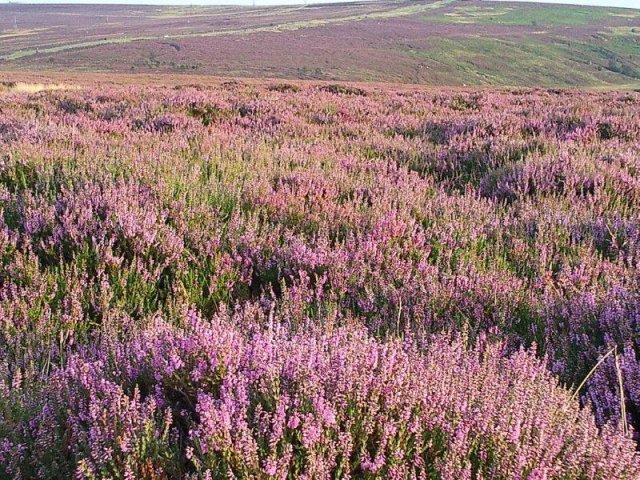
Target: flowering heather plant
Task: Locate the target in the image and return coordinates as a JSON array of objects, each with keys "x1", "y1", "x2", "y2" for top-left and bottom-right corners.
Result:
[
  {"x1": 1, "y1": 83, "x2": 640, "y2": 476},
  {"x1": 3, "y1": 313, "x2": 639, "y2": 479}
]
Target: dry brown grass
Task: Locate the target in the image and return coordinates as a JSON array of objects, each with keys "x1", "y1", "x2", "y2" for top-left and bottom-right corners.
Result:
[{"x1": 0, "y1": 80, "x2": 77, "y2": 94}]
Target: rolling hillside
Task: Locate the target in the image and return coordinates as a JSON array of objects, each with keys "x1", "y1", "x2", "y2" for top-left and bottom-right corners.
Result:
[{"x1": 0, "y1": 0, "x2": 639, "y2": 88}]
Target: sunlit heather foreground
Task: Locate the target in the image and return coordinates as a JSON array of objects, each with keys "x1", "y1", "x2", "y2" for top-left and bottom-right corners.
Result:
[{"x1": 1, "y1": 82, "x2": 640, "y2": 478}]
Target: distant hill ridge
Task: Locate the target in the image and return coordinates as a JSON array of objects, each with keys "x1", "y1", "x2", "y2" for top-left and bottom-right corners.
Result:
[{"x1": 0, "y1": 0, "x2": 638, "y2": 88}]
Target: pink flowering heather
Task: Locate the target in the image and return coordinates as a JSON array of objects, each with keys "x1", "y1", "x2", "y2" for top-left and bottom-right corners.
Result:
[
  {"x1": 3, "y1": 312, "x2": 640, "y2": 479},
  {"x1": 0, "y1": 82, "x2": 640, "y2": 477}
]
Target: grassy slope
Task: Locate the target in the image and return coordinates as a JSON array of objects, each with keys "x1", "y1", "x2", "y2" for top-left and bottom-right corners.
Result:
[
  {"x1": 421, "y1": 3, "x2": 622, "y2": 25},
  {"x1": 412, "y1": 2, "x2": 640, "y2": 87},
  {"x1": 0, "y1": 0, "x2": 638, "y2": 88}
]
